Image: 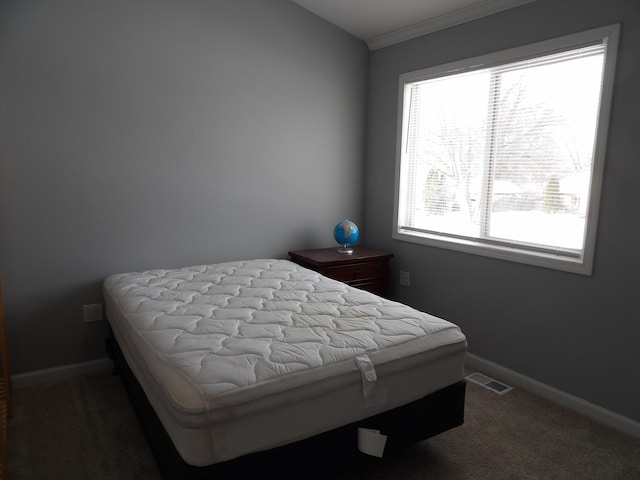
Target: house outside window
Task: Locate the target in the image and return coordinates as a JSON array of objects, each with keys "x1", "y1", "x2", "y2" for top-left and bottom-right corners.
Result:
[{"x1": 393, "y1": 25, "x2": 620, "y2": 275}]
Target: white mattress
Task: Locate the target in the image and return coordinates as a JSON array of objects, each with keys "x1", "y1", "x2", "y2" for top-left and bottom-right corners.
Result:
[{"x1": 103, "y1": 259, "x2": 467, "y2": 466}]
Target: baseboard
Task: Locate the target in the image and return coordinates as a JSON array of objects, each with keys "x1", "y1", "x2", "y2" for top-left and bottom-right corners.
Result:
[
  {"x1": 11, "y1": 357, "x2": 113, "y2": 389},
  {"x1": 12, "y1": 354, "x2": 640, "y2": 439},
  {"x1": 465, "y1": 353, "x2": 640, "y2": 439}
]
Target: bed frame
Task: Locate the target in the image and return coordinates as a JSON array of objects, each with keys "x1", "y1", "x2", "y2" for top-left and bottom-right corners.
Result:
[{"x1": 106, "y1": 329, "x2": 466, "y2": 479}]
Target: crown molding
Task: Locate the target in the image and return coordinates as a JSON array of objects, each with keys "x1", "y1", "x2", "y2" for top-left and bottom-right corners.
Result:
[{"x1": 367, "y1": 0, "x2": 536, "y2": 50}]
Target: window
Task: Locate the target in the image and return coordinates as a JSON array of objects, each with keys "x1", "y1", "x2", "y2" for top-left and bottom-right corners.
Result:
[{"x1": 393, "y1": 25, "x2": 619, "y2": 274}]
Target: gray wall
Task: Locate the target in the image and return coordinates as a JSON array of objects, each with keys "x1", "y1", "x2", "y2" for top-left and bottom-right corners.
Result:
[
  {"x1": 0, "y1": 0, "x2": 368, "y2": 373},
  {"x1": 3, "y1": 0, "x2": 638, "y2": 427},
  {"x1": 365, "y1": 0, "x2": 640, "y2": 422}
]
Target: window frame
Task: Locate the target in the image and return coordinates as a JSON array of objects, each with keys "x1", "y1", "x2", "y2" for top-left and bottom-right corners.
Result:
[{"x1": 392, "y1": 24, "x2": 620, "y2": 275}]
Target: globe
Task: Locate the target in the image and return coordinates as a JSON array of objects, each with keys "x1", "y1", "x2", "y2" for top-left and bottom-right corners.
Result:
[{"x1": 333, "y1": 219, "x2": 359, "y2": 253}]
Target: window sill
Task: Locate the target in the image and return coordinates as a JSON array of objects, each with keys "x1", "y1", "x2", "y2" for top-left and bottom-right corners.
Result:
[{"x1": 393, "y1": 229, "x2": 592, "y2": 275}]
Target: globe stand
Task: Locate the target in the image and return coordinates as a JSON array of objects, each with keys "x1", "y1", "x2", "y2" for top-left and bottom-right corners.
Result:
[{"x1": 337, "y1": 244, "x2": 354, "y2": 254}]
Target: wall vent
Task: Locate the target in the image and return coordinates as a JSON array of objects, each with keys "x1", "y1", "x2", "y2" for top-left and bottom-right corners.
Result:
[{"x1": 465, "y1": 372, "x2": 513, "y2": 395}]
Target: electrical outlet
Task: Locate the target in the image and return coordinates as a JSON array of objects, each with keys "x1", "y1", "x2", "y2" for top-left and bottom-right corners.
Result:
[
  {"x1": 83, "y1": 303, "x2": 104, "y2": 323},
  {"x1": 399, "y1": 271, "x2": 411, "y2": 287}
]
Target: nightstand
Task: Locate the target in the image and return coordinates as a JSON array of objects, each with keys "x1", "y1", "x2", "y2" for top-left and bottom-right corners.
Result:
[{"x1": 288, "y1": 247, "x2": 393, "y2": 297}]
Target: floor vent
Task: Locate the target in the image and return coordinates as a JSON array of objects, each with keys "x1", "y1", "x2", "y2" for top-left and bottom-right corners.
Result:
[{"x1": 465, "y1": 372, "x2": 513, "y2": 395}]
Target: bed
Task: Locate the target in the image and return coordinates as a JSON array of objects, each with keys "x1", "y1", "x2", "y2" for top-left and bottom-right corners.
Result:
[{"x1": 103, "y1": 259, "x2": 467, "y2": 478}]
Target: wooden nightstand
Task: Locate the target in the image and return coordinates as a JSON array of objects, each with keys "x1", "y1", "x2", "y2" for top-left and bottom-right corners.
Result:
[{"x1": 288, "y1": 247, "x2": 393, "y2": 297}]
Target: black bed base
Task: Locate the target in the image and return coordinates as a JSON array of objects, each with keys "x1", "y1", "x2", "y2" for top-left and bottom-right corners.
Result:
[{"x1": 106, "y1": 332, "x2": 466, "y2": 480}]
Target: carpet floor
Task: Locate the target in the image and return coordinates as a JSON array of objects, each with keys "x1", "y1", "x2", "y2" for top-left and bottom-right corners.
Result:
[{"x1": 7, "y1": 369, "x2": 640, "y2": 479}]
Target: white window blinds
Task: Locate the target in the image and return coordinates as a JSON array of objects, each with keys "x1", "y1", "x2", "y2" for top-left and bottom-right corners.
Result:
[{"x1": 394, "y1": 25, "x2": 619, "y2": 274}]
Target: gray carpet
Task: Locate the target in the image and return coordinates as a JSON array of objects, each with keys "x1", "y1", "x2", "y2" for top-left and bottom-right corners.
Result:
[{"x1": 7, "y1": 370, "x2": 640, "y2": 479}]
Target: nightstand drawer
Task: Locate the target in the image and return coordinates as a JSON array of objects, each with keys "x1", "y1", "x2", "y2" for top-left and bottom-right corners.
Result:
[
  {"x1": 326, "y1": 261, "x2": 384, "y2": 282},
  {"x1": 349, "y1": 279, "x2": 387, "y2": 296},
  {"x1": 288, "y1": 247, "x2": 393, "y2": 297}
]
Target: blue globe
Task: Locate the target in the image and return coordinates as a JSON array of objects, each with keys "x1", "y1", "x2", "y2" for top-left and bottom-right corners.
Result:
[{"x1": 333, "y1": 219, "x2": 359, "y2": 247}]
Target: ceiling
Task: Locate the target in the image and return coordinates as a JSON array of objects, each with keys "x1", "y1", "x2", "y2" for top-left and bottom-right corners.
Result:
[{"x1": 290, "y1": 0, "x2": 535, "y2": 50}]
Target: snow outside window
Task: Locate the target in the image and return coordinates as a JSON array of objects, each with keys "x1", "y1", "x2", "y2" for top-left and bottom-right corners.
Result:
[{"x1": 393, "y1": 25, "x2": 619, "y2": 274}]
